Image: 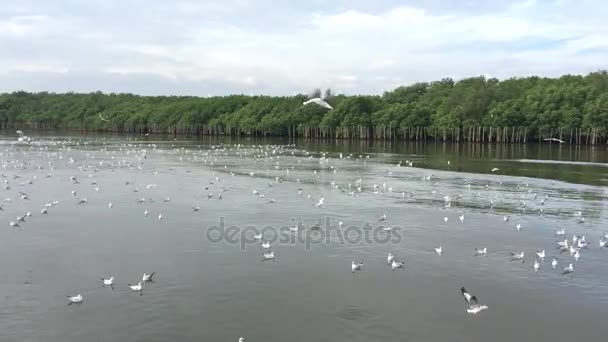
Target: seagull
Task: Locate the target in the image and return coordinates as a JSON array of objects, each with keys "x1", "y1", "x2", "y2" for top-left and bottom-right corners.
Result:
[
  {"x1": 543, "y1": 138, "x2": 565, "y2": 144},
  {"x1": 503, "y1": 215, "x2": 509, "y2": 222},
  {"x1": 533, "y1": 260, "x2": 540, "y2": 272},
  {"x1": 263, "y1": 251, "x2": 275, "y2": 260},
  {"x1": 351, "y1": 261, "x2": 363, "y2": 273},
  {"x1": 562, "y1": 263, "x2": 574, "y2": 274},
  {"x1": 261, "y1": 241, "x2": 271, "y2": 249},
  {"x1": 158, "y1": 213, "x2": 162, "y2": 221},
  {"x1": 144, "y1": 210, "x2": 149, "y2": 218},
  {"x1": 459, "y1": 214, "x2": 464, "y2": 223},
  {"x1": 516, "y1": 223, "x2": 522, "y2": 231},
  {"x1": 510, "y1": 252, "x2": 524, "y2": 259},
  {"x1": 192, "y1": 205, "x2": 200, "y2": 212},
  {"x1": 536, "y1": 250, "x2": 545, "y2": 259},
  {"x1": 142, "y1": 272, "x2": 155, "y2": 282},
  {"x1": 289, "y1": 226, "x2": 298, "y2": 233},
  {"x1": 128, "y1": 282, "x2": 143, "y2": 292},
  {"x1": 303, "y1": 97, "x2": 333, "y2": 109},
  {"x1": 67, "y1": 294, "x2": 83, "y2": 305},
  {"x1": 435, "y1": 246, "x2": 443, "y2": 255},
  {"x1": 77, "y1": 198, "x2": 88, "y2": 204},
  {"x1": 315, "y1": 197, "x2": 325, "y2": 208},
  {"x1": 600, "y1": 239, "x2": 607, "y2": 248},
  {"x1": 555, "y1": 229, "x2": 565, "y2": 236},
  {"x1": 239, "y1": 338, "x2": 245, "y2": 342},
  {"x1": 98, "y1": 113, "x2": 110, "y2": 122},
  {"x1": 574, "y1": 250, "x2": 581, "y2": 261},
  {"x1": 108, "y1": 202, "x2": 113, "y2": 209},
  {"x1": 101, "y1": 276, "x2": 114, "y2": 286},
  {"x1": 475, "y1": 248, "x2": 487, "y2": 256},
  {"x1": 443, "y1": 216, "x2": 448, "y2": 224},
  {"x1": 491, "y1": 168, "x2": 500, "y2": 172},
  {"x1": 253, "y1": 233, "x2": 263, "y2": 240},
  {"x1": 40, "y1": 208, "x2": 48, "y2": 214},
  {"x1": 391, "y1": 260, "x2": 404, "y2": 270},
  {"x1": 551, "y1": 258, "x2": 558, "y2": 268},
  {"x1": 387, "y1": 253, "x2": 395, "y2": 264},
  {"x1": 10, "y1": 221, "x2": 20, "y2": 227},
  {"x1": 460, "y1": 287, "x2": 488, "y2": 314}
]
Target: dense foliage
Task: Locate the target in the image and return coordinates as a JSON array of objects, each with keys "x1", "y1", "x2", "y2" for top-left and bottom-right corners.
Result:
[{"x1": 1, "y1": 72, "x2": 607, "y2": 140}]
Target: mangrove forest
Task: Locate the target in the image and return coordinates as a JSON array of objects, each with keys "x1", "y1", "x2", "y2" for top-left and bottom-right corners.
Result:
[{"x1": 1, "y1": 71, "x2": 608, "y2": 144}]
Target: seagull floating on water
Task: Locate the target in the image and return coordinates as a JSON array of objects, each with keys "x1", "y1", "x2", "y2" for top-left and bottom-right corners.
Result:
[
  {"x1": 391, "y1": 260, "x2": 404, "y2": 270},
  {"x1": 67, "y1": 294, "x2": 83, "y2": 304},
  {"x1": 475, "y1": 248, "x2": 487, "y2": 256},
  {"x1": 128, "y1": 282, "x2": 143, "y2": 292},
  {"x1": 101, "y1": 276, "x2": 114, "y2": 286}
]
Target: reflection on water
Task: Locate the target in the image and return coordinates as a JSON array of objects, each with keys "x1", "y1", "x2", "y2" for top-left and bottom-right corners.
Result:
[{"x1": 0, "y1": 131, "x2": 607, "y2": 342}]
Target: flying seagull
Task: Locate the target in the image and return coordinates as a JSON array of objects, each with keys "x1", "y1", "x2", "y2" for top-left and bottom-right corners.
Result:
[
  {"x1": 460, "y1": 287, "x2": 488, "y2": 314},
  {"x1": 543, "y1": 138, "x2": 565, "y2": 144},
  {"x1": 351, "y1": 261, "x2": 363, "y2": 273},
  {"x1": 303, "y1": 98, "x2": 333, "y2": 109},
  {"x1": 98, "y1": 113, "x2": 110, "y2": 122}
]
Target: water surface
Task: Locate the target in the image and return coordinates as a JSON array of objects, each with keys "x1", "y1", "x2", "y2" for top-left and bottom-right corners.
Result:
[{"x1": 0, "y1": 132, "x2": 607, "y2": 342}]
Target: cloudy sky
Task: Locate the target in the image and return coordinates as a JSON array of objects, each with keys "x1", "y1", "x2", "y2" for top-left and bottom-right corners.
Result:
[{"x1": 1, "y1": 0, "x2": 606, "y2": 95}]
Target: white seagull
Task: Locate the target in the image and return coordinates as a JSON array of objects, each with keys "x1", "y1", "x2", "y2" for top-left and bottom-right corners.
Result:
[
  {"x1": 475, "y1": 248, "x2": 487, "y2": 256},
  {"x1": 460, "y1": 287, "x2": 488, "y2": 314},
  {"x1": 101, "y1": 276, "x2": 114, "y2": 286},
  {"x1": 387, "y1": 253, "x2": 396, "y2": 264},
  {"x1": 391, "y1": 260, "x2": 404, "y2": 270},
  {"x1": 303, "y1": 97, "x2": 333, "y2": 109},
  {"x1": 562, "y1": 263, "x2": 574, "y2": 274},
  {"x1": 533, "y1": 260, "x2": 540, "y2": 272},
  {"x1": 263, "y1": 251, "x2": 275, "y2": 260},
  {"x1": 435, "y1": 246, "x2": 443, "y2": 255},
  {"x1": 128, "y1": 282, "x2": 143, "y2": 292},
  {"x1": 67, "y1": 294, "x2": 83, "y2": 304},
  {"x1": 510, "y1": 252, "x2": 524, "y2": 259},
  {"x1": 261, "y1": 241, "x2": 271, "y2": 249},
  {"x1": 142, "y1": 272, "x2": 155, "y2": 282},
  {"x1": 351, "y1": 261, "x2": 363, "y2": 273},
  {"x1": 551, "y1": 258, "x2": 558, "y2": 268},
  {"x1": 536, "y1": 250, "x2": 545, "y2": 259}
]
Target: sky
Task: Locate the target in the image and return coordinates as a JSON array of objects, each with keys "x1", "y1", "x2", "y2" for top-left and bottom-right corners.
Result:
[{"x1": 0, "y1": 0, "x2": 607, "y2": 96}]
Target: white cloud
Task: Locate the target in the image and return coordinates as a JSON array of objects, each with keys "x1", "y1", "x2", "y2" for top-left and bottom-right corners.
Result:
[{"x1": 0, "y1": 0, "x2": 607, "y2": 95}]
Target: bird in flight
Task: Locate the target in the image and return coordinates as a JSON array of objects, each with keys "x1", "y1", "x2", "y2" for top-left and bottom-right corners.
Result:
[{"x1": 460, "y1": 287, "x2": 488, "y2": 314}]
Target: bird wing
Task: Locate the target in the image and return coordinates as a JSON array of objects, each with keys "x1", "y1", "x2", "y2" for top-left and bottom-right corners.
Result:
[{"x1": 460, "y1": 287, "x2": 472, "y2": 305}]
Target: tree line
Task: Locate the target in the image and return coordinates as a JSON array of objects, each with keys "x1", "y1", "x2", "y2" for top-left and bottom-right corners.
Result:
[{"x1": 1, "y1": 71, "x2": 607, "y2": 143}]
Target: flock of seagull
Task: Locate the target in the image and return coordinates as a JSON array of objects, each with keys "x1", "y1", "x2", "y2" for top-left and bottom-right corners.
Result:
[{"x1": 2, "y1": 131, "x2": 607, "y2": 342}]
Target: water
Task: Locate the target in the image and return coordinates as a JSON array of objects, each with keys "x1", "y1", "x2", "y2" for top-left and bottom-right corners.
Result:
[{"x1": 1, "y1": 132, "x2": 607, "y2": 342}]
